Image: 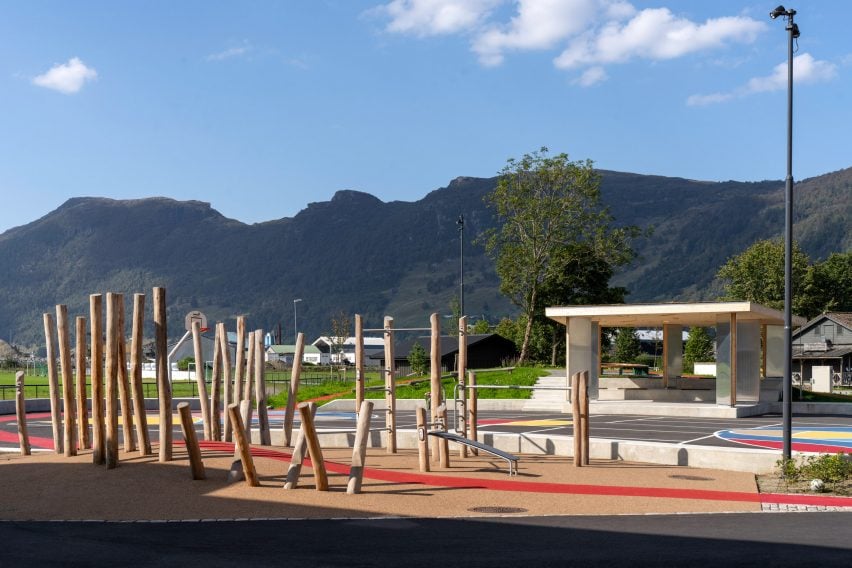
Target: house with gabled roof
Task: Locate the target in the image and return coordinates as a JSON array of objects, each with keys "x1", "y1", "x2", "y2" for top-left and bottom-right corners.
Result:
[{"x1": 793, "y1": 312, "x2": 852, "y2": 389}]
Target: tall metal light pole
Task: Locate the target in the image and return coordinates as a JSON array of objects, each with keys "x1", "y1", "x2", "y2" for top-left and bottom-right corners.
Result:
[
  {"x1": 293, "y1": 298, "x2": 302, "y2": 343},
  {"x1": 770, "y1": 5, "x2": 799, "y2": 462},
  {"x1": 457, "y1": 214, "x2": 465, "y2": 318}
]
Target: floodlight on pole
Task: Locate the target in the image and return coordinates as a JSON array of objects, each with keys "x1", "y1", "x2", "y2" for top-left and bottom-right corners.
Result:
[
  {"x1": 770, "y1": 5, "x2": 798, "y2": 463},
  {"x1": 293, "y1": 298, "x2": 302, "y2": 342}
]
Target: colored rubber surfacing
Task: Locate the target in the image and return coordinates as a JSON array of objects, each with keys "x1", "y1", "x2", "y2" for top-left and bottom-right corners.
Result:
[{"x1": 715, "y1": 426, "x2": 852, "y2": 454}]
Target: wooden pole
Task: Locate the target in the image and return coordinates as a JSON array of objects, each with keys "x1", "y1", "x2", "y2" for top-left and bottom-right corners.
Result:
[
  {"x1": 439, "y1": 403, "x2": 450, "y2": 468},
  {"x1": 468, "y1": 370, "x2": 478, "y2": 455},
  {"x1": 354, "y1": 314, "x2": 365, "y2": 413},
  {"x1": 242, "y1": 331, "x2": 255, "y2": 440},
  {"x1": 105, "y1": 293, "x2": 120, "y2": 469},
  {"x1": 191, "y1": 320, "x2": 212, "y2": 440},
  {"x1": 56, "y1": 305, "x2": 77, "y2": 457},
  {"x1": 282, "y1": 332, "x2": 304, "y2": 447},
  {"x1": 219, "y1": 322, "x2": 232, "y2": 442},
  {"x1": 298, "y1": 401, "x2": 328, "y2": 491},
  {"x1": 210, "y1": 324, "x2": 223, "y2": 441},
  {"x1": 233, "y1": 315, "x2": 246, "y2": 405},
  {"x1": 177, "y1": 402, "x2": 205, "y2": 480},
  {"x1": 90, "y1": 294, "x2": 105, "y2": 464},
  {"x1": 581, "y1": 370, "x2": 590, "y2": 466},
  {"x1": 346, "y1": 400, "x2": 374, "y2": 494},
  {"x1": 153, "y1": 286, "x2": 172, "y2": 462},
  {"x1": 130, "y1": 294, "x2": 151, "y2": 455},
  {"x1": 571, "y1": 372, "x2": 582, "y2": 467},
  {"x1": 75, "y1": 316, "x2": 90, "y2": 450},
  {"x1": 429, "y1": 313, "x2": 447, "y2": 462},
  {"x1": 15, "y1": 371, "x2": 30, "y2": 456},
  {"x1": 415, "y1": 406, "x2": 429, "y2": 472},
  {"x1": 116, "y1": 295, "x2": 136, "y2": 453},
  {"x1": 457, "y1": 315, "x2": 468, "y2": 458},
  {"x1": 42, "y1": 312, "x2": 62, "y2": 454},
  {"x1": 227, "y1": 403, "x2": 259, "y2": 487},
  {"x1": 383, "y1": 317, "x2": 397, "y2": 453},
  {"x1": 254, "y1": 329, "x2": 271, "y2": 445},
  {"x1": 283, "y1": 401, "x2": 316, "y2": 489}
]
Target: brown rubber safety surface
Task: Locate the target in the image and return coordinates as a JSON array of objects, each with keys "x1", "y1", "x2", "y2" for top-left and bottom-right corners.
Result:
[{"x1": 0, "y1": 444, "x2": 761, "y2": 521}]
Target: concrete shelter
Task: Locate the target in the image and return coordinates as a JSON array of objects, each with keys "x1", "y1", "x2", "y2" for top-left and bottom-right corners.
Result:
[{"x1": 546, "y1": 301, "x2": 806, "y2": 407}]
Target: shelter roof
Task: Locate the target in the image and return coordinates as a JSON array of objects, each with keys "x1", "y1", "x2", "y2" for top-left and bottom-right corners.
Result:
[{"x1": 545, "y1": 301, "x2": 805, "y2": 328}]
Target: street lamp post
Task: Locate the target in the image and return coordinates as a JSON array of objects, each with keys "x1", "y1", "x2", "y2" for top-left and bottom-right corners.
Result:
[
  {"x1": 457, "y1": 214, "x2": 465, "y2": 318},
  {"x1": 770, "y1": 5, "x2": 799, "y2": 462},
  {"x1": 293, "y1": 298, "x2": 302, "y2": 343}
]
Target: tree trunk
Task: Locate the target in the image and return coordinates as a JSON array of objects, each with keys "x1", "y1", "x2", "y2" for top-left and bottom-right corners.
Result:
[{"x1": 518, "y1": 287, "x2": 538, "y2": 364}]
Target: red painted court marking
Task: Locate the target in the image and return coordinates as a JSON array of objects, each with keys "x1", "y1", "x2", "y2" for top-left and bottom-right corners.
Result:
[
  {"x1": 728, "y1": 438, "x2": 849, "y2": 454},
  {"x1": 197, "y1": 441, "x2": 852, "y2": 509},
  {"x1": 0, "y1": 412, "x2": 56, "y2": 449},
  {"x1": 478, "y1": 419, "x2": 513, "y2": 425}
]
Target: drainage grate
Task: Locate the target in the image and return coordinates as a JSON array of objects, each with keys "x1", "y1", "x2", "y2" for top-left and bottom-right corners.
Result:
[
  {"x1": 669, "y1": 474, "x2": 714, "y2": 481},
  {"x1": 468, "y1": 506, "x2": 528, "y2": 514}
]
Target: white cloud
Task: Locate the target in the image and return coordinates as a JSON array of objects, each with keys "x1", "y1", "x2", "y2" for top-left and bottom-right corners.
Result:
[
  {"x1": 746, "y1": 53, "x2": 837, "y2": 93},
  {"x1": 554, "y1": 8, "x2": 765, "y2": 69},
  {"x1": 473, "y1": 0, "x2": 599, "y2": 67},
  {"x1": 32, "y1": 57, "x2": 97, "y2": 94},
  {"x1": 374, "y1": 1, "x2": 768, "y2": 86},
  {"x1": 575, "y1": 66, "x2": 608, "y2": 86},
  {"x1": 686, "y1": 92, "x2": 734, "y2": 106},
  {"x1": 688, "y1": 53, "x2": 838, "y2": 106},
  {"x1": 379, "y1": 0, "x2": 498, "y2": 37},
  {"x1": 207, "y1": 41, "x2": 253, "y2": 62}
]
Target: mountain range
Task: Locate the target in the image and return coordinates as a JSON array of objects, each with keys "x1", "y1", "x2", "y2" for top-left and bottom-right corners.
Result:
[{"x1": 0, "y1": 166, "x2": 849, "y2": 350}]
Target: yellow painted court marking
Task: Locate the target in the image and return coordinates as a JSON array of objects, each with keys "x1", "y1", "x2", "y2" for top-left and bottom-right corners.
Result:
[
  {"x1": 507, "y1": 419, "x2": 571, "y2": 427},
  {"x1": 795, "y1": 430, "x2": 852, "y2": 440}
]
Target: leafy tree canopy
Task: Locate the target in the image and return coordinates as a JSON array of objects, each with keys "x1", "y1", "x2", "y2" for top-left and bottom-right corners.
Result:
[
  {"x1": 613, "y1": 327, "x2": 641, "y2": 363},
  {"x1": 482, "y1": 148, "x2": 638, "y2": 363}
]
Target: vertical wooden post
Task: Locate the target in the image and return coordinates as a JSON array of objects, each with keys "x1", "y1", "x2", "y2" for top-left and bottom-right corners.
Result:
[
  {"x1": 415, "y1": 406, "x2": 430, "y2": 472},
  {"x1": 105, "y1": 293, "x2": 120, "y2": 469},
  {"x1": 43, "y1": 313, "x2": 62, "y2": 454},
  {"x1": 75, "y1": 316, "x2": 90, "y2": 450},
  {"x1": 383, "y1": 316, "x2": 396, "y2": 453},
  {"x1": 178, "y1": 402, "x2": 206, "y2": 480},
  {"x1": 116, "y1": 295, "x2": 136, "y2": 453},
  {"x1": 298, "y1": 401, "x2": 328, "y2": 491},
  {"x1": 153, "y1": 287, "x2": 172, "y2": 462},
  {"x1": 90, "y1": 294, "x2": 105, "y2": 464},
  {"x1": 581, "y1": 370, "x2": 590, "y2": 466},
  {"x1": 346, "y1": 400, "x2": 374, "y2": 494},
  {"x1": 354, "y1": 314, "x2": 364, "y2": 413},
  {"x1": 254, "y1": 329, "x2": 271, "y2": 446},
  {"x1": 210, "y1": 324, "x2": 223, "y2": 441},
  {"x1": 457, "y1": 316, "x2": 468, "y2": 458},
  {"x1": 439, "y1": 404, "x2": 450, "y2": 468},
  {"x1": 130, "y1": 294, "x2": 151, "y2": 455},
  {"x1": 283, "y1": 332, "x2": 304, "y2": 447},
  {"x1": 191, "y1": 320, "x2": 212, "y2": 440},
  {"x1": 219, "y1": 322, "x2": 232, "y2": 442},
  {"x1": 15, "y1": 371, "x2": 31, "y2": 456},
  {"x1": 243, "y1": 330, "x2": 255, "y2": 403},
  {"x1": 429, "y1": 313, "x2": 447, "y2": 462},
  {"x1": 571, "y1": 372, "x2": 582, "y2": 467},
  {"x1": 233, "y1": 316, "x2": 246, "y2": 405},
  {"x1": 56, "y1": 305, "x2": 77, "y2": 457},
  {"x1": 283, "y1": 401, "x2": 316, "y2": 489},
  {"x1": 228, "y1": 403, "x2": 259, "y2": 487},
  {"x1": 468, "y1": 370, "x2": 478, "y2": 455}
]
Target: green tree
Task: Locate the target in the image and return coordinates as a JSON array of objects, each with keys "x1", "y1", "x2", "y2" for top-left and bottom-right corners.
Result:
[
  {"x1": 716, "y1": 238, "x2": 810, "y2": 313},
  {"x1": 613, "y1": 327, "x2": 641, "y2": 363},
  {"x1": 683, "y1": 327, "x2": 714, "y2": 374},
  {"x1": 482, "y1": 148, "x2": 637, "y2": 363},
  {"x1": 471, "y1": 318, "x2": 491, "y2": 334},
  {"x1": 799, "y1": 251, "x2": 852, "y2": 317},
  {"x1": 407, "y1": 342, "x2": 428, "y2": 376}
]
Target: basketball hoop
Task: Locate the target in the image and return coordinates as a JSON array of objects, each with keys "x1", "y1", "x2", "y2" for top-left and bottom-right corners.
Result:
[{"x1": 185, "y1": 310, "x2": 208, "y2": 333}]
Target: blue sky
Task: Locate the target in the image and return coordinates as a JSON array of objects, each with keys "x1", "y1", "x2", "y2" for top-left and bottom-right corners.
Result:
[{"x1": 1, "y1": 1, "x2": 849, "y2": 234}]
